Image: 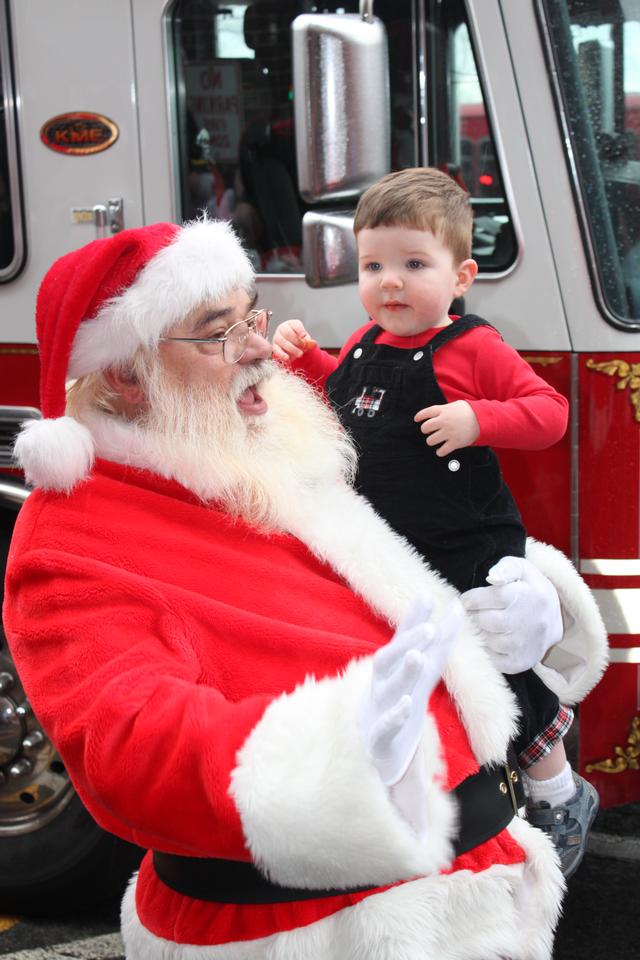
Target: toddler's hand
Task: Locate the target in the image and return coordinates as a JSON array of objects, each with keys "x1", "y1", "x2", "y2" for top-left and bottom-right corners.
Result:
[
  {"x1": 414, "y1": 400, "x2": 480, "y2": 457},
  {"x1": 272, "y1": 319, "x2": 317, "y2": 362}
]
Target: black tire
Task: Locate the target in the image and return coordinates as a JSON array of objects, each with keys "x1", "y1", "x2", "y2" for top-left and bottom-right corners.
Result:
[
  {"x1": 0, "y1": 501, "x2": 143, "y2": 917},
  {"x1": 0, "y1": 793, "x2": 143, "y2": 916}
]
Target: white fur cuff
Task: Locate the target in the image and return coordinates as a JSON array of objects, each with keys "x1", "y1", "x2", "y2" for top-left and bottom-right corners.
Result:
[
  {"x1": 526, "y1": 538, "x2": 609, "y2": 704},
  {"x1": 229, "y1": 657, "x2": 457, "y2": 889}
]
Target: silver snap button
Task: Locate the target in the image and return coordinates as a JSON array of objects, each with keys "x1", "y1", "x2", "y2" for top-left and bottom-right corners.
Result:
[
  {"x1": 448, "y1": 459, "x2": 461, "y2": 472},
  {"x1": 353, "y1": 347, "x2": 363, "y2": 359},
  {"x1": 413, "y1": 351, "x2": 424, "y2": 361}
]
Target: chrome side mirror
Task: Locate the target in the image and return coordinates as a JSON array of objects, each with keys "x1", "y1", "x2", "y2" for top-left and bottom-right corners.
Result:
[
  {"x1": 302, "y1": 211, "x2": 358, "y2": 288},
  {"x1": 292, "y1": 6, "x2": 390, "y2": 204}
]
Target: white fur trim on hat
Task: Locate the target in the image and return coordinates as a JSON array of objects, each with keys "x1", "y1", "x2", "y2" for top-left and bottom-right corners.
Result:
[
  {"x1": 13, "y1": 416, "x2": 95, "y2": 493},
  {"x1": 68, "y1": 219, "x2": 254, "y2": 379}
]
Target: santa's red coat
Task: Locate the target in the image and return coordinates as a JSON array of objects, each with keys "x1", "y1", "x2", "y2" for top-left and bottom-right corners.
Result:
[{"x1": 4, "y1": 459, "x2": 606, "y2": 959}]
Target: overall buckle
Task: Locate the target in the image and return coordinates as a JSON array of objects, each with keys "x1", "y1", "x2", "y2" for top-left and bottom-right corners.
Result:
[{"x1": 501, "y1": 762, "x2": 523, "y2": 817}]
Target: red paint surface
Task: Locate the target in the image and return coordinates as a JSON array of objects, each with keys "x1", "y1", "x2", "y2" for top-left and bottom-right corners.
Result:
[
  {"x1": 0, "y1": 348, "x2": 40, "y2": 407},
  {"x1": 577, "y1": 353, "x2": 640, "y2": 806},
  {"x1": 579, "y1": 355, "x2": 640, "y2": 558},
  {"x1": 0, "y1": 348, "x2": 40, "y2": 478},
  {"x1": 579, "y1": 662, "x2": 639, "y2": 809},
  {"x1": 499, "y1": 354, "x2": 572, "y2": 556}
]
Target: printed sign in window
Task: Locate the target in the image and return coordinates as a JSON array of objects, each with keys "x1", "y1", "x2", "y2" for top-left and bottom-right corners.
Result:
[{"x1": 184, "y1": 62, "x2": 243, "y2": 164}]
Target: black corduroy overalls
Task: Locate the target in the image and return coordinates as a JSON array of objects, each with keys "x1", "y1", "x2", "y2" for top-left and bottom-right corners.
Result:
[
  {"x1": 325, "y1": 315, "x2": 561, "y2": 757},
  {"x1": 326, "y1": 315, "x2": 526, "y2": 591}
]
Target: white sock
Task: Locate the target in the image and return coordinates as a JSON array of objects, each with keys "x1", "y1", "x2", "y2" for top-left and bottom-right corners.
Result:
[{"x1": 523, "y1": 761, "x2": 575, "y2": 806}]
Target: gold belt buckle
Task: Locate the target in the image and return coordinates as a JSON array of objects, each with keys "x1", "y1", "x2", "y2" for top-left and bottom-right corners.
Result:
[{"x1": 500, "y1": 764, "x2": 521, "y2": 817}]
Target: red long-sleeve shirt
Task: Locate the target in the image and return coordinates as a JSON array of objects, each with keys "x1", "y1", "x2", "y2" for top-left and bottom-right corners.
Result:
[{"x1": 290, "y1": 319, "x2": 568, "y2": 450}]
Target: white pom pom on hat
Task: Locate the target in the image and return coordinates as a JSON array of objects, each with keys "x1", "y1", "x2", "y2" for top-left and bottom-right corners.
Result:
[
  {"x1": 14, "y1": 417, "x2": 95, "y2": 495},
  {"x1": 14, "y1": 219, "x2": 255, "y2": 492}
]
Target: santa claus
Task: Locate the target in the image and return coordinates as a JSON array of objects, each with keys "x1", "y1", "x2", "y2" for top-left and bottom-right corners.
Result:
[{"x1": 3, "y1": 219, "x2": 607, "y2": 960}]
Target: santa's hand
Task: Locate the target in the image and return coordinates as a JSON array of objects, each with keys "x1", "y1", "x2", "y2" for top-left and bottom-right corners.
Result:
[
  {"x1": 359, "y1": 596, "x2": 462, "y2": 786},
  {"x1": 461, "y1": 556, "x2": 562, "y2": 674}
]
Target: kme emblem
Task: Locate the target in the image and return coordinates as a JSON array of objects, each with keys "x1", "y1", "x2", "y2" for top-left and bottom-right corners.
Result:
[{"x1": 40, "y1": 112, "x2": 119, "y2": 155}]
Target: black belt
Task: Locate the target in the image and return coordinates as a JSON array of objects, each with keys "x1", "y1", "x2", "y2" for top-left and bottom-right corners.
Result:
[{"x1": 153, "y1": 748, "x2": 524, "y2": 905}]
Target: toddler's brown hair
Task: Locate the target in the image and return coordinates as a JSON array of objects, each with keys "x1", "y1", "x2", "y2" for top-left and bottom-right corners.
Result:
[{"x1": 353, "y1": 167, "x2": 473, "y2": 264}]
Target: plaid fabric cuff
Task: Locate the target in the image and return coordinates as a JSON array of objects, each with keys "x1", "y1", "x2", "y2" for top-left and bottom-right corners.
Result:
[{"x1": 517, "y1": 705, "x2": 575, "y2": 770}]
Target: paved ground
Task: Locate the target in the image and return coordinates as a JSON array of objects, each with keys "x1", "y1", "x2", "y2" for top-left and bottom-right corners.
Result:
[
  {"x1": 0, "y1": 806, "x2": 638, "y2": 959},
  {"x1": 555, "y1": 852, "x2": 640, "y2": 958},
  {"x1": 0, "y1": 904, "x2": 122, "y2": 959}
]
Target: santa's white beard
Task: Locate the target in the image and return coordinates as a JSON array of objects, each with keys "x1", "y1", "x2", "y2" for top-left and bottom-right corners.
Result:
[{"x1": 129, "y1": 358, "x2": 358, "y2": 531}]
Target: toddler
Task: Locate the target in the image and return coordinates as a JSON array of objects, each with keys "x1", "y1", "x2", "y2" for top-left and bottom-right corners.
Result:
[{"x1": 273, "y1": 167, "x2": 599, "y2": 877}]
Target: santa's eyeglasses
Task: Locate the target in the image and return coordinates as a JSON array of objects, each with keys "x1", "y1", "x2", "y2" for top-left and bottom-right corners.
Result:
[{"x1": 160, "y1": 308, "x2": 271, "y2": 364}]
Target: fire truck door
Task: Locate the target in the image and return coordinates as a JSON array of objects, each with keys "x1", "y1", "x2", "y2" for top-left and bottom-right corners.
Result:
[{"x1": 8, "y1": 0, "x2": 143, "y2": 326}]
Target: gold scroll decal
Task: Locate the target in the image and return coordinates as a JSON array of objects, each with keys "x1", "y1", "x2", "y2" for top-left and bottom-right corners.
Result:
[
  {"x1": 585, "y1": 716, "x2": 640, "y2": 774},
  {"x1": 586, "y1": 358, "x2": 640, "y2": 423},
  {"x1": 0, "y1": 346, "x2": 38, "y2": 355},
  {"x1": 521, "y1": 356, "x2": 562, "y2": 367}
]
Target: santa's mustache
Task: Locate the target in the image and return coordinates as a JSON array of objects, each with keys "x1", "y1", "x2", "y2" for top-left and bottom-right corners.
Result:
[{"x1": 229, "y1": 359, "x2": 277, "y2": 400}]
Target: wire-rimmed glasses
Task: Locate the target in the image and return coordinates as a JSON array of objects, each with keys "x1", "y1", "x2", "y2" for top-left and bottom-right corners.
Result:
[{"x1": 160, "y1": 308, "x2": 271, "y2": 364}]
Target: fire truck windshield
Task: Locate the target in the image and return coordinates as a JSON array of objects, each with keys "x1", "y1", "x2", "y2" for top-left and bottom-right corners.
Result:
[
  {"x1": 167, "y1": 0, "x2": 519, "y2": 276},
  {"x1": 542, "y1": 0, "x2": 640, "y2": 326}
]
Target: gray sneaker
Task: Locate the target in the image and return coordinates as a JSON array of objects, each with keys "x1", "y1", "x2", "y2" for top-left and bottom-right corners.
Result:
[{"x1": 525, "y1": 774, "x2": 599, "y2": 879}]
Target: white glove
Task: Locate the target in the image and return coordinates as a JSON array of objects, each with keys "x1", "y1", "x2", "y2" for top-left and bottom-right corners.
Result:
[
  {"x1": 460, "y1": 556, "x2": 563, "y2": 674},
  {"x1": 359, "y1": 595, "x2": 462, "y2": 786}
]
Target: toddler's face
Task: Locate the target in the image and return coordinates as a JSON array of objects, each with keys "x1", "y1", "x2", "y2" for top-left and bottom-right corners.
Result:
[{"x1": 357, "y1": 226, "x2": 471, "y2": 337}]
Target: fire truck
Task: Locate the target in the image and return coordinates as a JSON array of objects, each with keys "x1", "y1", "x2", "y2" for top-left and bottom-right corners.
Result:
[{"x1": 1, "y1": 0, "x2": 638, "y2": 914}]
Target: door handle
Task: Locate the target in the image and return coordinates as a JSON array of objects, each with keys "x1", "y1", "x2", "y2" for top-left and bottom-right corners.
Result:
[
  {"x1": 92, "y1": 204, "x2": 108, "y2": 238},
  {"x1": 75, "y1": 198, "x2": 124, "y2": 238},
  {"x1": 107, "y1": 197, "x2": 124, "y2": 234},
  {"x1": 93, "y1": 198, "x2": 124, "y2": 237}
]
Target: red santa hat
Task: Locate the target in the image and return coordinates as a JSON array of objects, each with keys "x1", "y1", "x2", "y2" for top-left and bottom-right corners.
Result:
[{"x1": 14, "y1": 218, "x2": 255, "y2": 492}]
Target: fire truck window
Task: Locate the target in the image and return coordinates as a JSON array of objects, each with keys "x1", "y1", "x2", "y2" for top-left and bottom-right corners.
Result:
[
  {"x1": 542, "y1": 0, "x2": 640, "y2": 324},
  {"x1": 0, "y1": 2, "x2": 23, "y2": 282},
  {"x1": 424, "y1": 1, "x2": 517, "y2": 273},
  {"x1": 168, "y1": 0, "x2": 416, "y2": 274}
]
